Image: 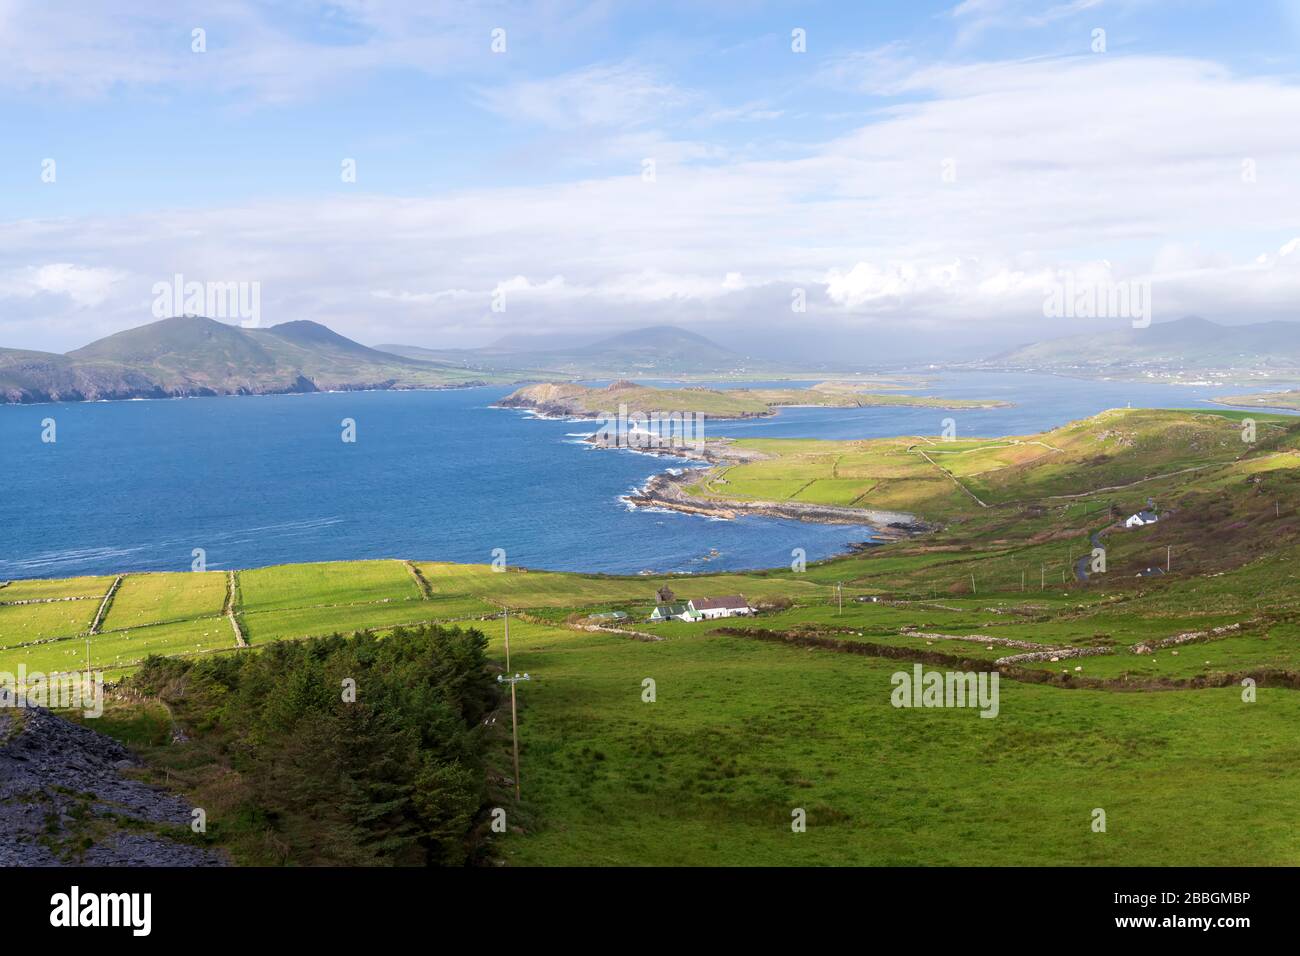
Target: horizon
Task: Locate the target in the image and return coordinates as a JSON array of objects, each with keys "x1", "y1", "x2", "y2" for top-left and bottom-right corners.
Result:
[
  {"x1": 3, "y1": 1, "x2": 1299, "y2": 363},
  {"x1": 3, "y1": 310, "x2": 1249, "y2": 365}
]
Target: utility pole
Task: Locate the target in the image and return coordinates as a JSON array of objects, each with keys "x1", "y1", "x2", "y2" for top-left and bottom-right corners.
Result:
[
  {"x1": 498, "y1": 607, "x2": 531, "y2": 801},
  {"x1": 497, "y1": 670, "x2": 530, "y2": 801},
  {"x1": 1166, "y1": 546, "x2": 1171, "y2": 573},
  {"x1": 836, "y1": 582, "x2": 843, "y2": 615},
  {"x1": 1040, "y1": 564, "x2": 1045, "y2": 591},
  {"x1": 1021, "y1": 569, "x2": 1025, "y2": 592},
  {"x1": 970, "y1": 573, "x2": 976, "y2": 595}
]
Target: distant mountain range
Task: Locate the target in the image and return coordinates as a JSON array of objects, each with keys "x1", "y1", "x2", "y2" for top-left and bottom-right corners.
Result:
[
  {"x1": 9, "y1": 314, "x2": 1300, "y2": 405},
  {"x1": 0, "y1": 316, "x2": 496, "y2": 403},
  {"x1": 0, "y1": 318, "x2": 825, "y2": 405},
  {"x1": 375, "y1": 325, "x2": 838, "y2": 378},
  {"x1": 981, "y1": 316, "x2": 1300, "y2": 382}
]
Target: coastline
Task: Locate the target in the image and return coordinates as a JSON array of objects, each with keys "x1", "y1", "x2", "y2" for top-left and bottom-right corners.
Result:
[
  {"x1": 0, "y1": 378, "x2": 502, "y2": 407},
  {"x1": 622, "y1": 467, "x2": 930, "y2": 540},
  {"x1": 581, "y1": 433, "x2": 933, "y2": 540},
  {"x1": 497, "y1": 392, "x2": 1011, "y2": 421}
]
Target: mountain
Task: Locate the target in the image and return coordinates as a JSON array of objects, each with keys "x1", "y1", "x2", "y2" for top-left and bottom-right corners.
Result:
[
  {"x1": 981, "y1": 316, "x2": 1300, "y2": 382},
  {"x1": 0, "y1": 316, "x2": 503, "y2": 403},
  {"x1": 377, "y1": 324, "x2": 843, "y2": 379}
]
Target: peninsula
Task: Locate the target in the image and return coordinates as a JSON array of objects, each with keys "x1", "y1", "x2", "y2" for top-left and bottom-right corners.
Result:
[{"x1": 498, "y1": 379, "x2": 1011, "y2": 420}]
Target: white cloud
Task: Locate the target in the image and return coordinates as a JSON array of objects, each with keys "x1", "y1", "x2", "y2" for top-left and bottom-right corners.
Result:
[
  {"x1": 5, "y1": 52, "x2": 1300, "y2": 355},
  {"x1": 0, "y1": 0, "x2": 605, "y2": 102},
  {"x1": 0, "y1": 263, "x2": 125, "y2": 307},
  {"x1": 475, "y1": 63, "x2": 688, "y2": 129}
]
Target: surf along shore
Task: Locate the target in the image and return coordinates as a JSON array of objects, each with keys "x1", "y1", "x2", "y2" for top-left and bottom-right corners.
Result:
[
  {"x1": 604, "y1": 434, "x2": 931, "y2": 540},
  {"x1": 493, "y1": 379, "x2": 999, "y2": 543}
]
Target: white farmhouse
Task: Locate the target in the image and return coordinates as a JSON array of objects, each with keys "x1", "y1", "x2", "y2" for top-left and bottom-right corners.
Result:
[
  {"x1": 1125, "y1": 510, "x2": 1159, "y2": 528},
  {"x1": 686, "y1": 595, "x2": 753, "y2": 620}
]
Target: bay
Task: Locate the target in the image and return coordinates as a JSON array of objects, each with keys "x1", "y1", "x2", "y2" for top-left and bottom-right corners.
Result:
[{"x1": 0, "y1": 372, "x2": 1284, "y2": 579}]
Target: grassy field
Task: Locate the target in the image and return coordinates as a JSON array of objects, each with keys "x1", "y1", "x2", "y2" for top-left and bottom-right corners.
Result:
[
  {"x1": 686, "y1": 408, "x2": 1295, "y2": 522},
  {"x1": 0, "y1": 598, "x2": 99, "y2": 647},
  {"x1": 238, "y1": 560, "x2": 423, "y2": 612},
  {"x1": 102, "y1": 572, "x2": 227, "y2": 630},
  {"x1": 477, "y1": 618, "x2": 1300, "y2": 866},
  {"x1": 11, "y1": 406, "x2": 1300, "y2": 865}
]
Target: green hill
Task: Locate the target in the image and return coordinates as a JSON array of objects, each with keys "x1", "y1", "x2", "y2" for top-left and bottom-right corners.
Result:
[
  {"x1": 983, "y1": 315, "x2": 1300, "y2": 383},
  {"x1": 378, "y1": 324, "x2": 848, "y2": 380},
  {"x1": 1, "y1": 316, "x2": 506, "y2": 403}
]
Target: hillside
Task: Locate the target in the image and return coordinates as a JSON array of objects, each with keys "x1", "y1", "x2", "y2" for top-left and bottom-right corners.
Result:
[
  {"x1": 0, "y1": 348, "x2": 162, "y2": 403},
  {"x1": 982, "y1": 316, "x2": 1300, "y2": 384},
  {"x1": 1, "y1": 316, "x2": 505, "y2": 403}
]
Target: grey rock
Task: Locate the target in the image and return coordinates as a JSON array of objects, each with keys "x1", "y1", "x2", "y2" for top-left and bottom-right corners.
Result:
[{"x1": 0, "y1": 707, "x2": 226, "y2": 867}]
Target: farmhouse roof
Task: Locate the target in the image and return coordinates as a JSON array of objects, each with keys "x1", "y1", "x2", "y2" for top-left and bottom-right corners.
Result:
[
  {"x1": 690, "y1": 595, "x2": 749, "y2": 611},
  {"x1": 654, "y1": 603, "x2": 689, "y2": 615}
]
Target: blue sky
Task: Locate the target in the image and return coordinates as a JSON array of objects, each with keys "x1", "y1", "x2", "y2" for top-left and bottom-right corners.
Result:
[{"x1": 3, "y1": 0, "x2": 1300, "y2": 359}]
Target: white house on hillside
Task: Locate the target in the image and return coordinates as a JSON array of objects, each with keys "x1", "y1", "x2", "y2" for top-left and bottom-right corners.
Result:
[
  {"x1": 687, "y1": 595, "x2": 753, "y2": 620},
  {"x1": 1125, "y1": 510, "x2": 1159, "y2": 528}
]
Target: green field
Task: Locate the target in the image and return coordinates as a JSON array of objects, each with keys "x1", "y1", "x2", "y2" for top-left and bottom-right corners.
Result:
[
  {"x1": 11, "y1": 406, "x2": 1300, "y2": 865},
  {"x1": 103, "y1": 572, "x2": 227, "y2": 630},
  {"x1": 0, "y1": 575, "x2": 115, "y2": 602},
  {"x1": 0, "y1": 598, "x2": 98, "y2": 647},
  {"x1": 475, "y1": 619, "x2": 1300, "y2": 866},
  {"x1": 238, "y1": 559, "x2": 423, "y2": 612}
]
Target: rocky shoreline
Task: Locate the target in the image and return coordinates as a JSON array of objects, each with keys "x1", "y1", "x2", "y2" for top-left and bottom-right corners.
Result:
[
  {"x1": 574, "y1": 431, "x2": 933, "y2": 538},
  {"x1": 2, "y1": 377, "x2": 494, "y2": 405},
  {"x1": 623, "y1": 468, "x2": 930, "y2": 538}
]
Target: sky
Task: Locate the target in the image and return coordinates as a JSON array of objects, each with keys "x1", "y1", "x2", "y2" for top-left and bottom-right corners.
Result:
[{"x1": 2, "y1": 0, "x2": 1299, "y2": 362}]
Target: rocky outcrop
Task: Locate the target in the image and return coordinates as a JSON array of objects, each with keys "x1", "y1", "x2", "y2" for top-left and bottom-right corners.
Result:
[{"x1": 0, "y1": 706, "x2": 225, "y2": 866}]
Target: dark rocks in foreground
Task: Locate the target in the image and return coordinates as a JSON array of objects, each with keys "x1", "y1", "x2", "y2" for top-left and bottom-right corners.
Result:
[{"x1": 0, "y1": 706, "x2": 225, "y2": 867}]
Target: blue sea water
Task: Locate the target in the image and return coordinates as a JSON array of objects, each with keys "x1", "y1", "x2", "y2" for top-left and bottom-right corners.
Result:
[{"x1": 0, "y1": 372, "x2": 1288, "y2": 579}]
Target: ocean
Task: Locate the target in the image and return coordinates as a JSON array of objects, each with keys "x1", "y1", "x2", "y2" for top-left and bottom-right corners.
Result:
[{"x1": 0, "y1": 372, "x2": 1285, "y2": 578}]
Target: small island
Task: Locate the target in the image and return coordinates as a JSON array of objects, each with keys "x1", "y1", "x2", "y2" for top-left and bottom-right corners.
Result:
[{"x1": 498, "y1": 379, "x2": 1012, "y2": 420}]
